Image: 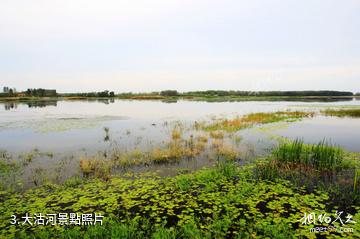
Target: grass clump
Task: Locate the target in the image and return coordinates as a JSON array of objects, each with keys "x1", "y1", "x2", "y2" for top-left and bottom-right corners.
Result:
[
  {"x1": 209, "y1": 130, "x2": 224, "y2": 139},
  {"x1": 214, "y1": 145, "x2": 239, "y2": 162},
  {"x1": 274, "y1": 139, "x2": 343, "y2": 170},
  {"x1": 204, "y1": 111, "x2": 314, "y2": 132},
  {"x1": 110, "y1": 135, "x2": 207, "y2": 168},
  {"x1": 171, "y1": 128, "x2": 182, "y2": 141},
  {"x1": 255, "y1": 139, "x2": 359, "y2": 212},
  {"x1": 322, "y1": 108, "x2": 360, "y2": 118},
  {"x1": 79, "y1": 157, "x2": 111, "y2": 181}
]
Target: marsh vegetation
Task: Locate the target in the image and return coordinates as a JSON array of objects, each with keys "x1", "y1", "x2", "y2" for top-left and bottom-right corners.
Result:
[
  {"x1": 1, "y1": 139, "x2": 359, "y2": 238},
  {"x1": 323, "y1": 108, "x2": 360, "y2": 118}
]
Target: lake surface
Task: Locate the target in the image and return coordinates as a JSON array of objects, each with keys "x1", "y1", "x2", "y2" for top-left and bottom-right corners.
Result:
[
  {"x1": 1, "y1": 99, "x2": 360, "y2": 185},
  {"x1": 1, "y1": 99, "x2": 360, "y2": 152}
]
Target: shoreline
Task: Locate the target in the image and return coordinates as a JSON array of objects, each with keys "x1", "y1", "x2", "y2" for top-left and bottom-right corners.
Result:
[{"x1": 0, "y1": 95, "x2": 359, "y2": 103}]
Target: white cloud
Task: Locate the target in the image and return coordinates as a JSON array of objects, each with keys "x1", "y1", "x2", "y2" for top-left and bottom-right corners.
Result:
[{"x1": 0, "y1": 0, "x2": 359, "y2": 91}]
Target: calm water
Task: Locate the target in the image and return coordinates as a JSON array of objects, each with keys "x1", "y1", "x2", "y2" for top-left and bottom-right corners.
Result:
[
  {"x1": 1, "y1": 99, "x2": 360, "y2": 154},
  {"x1": 1, "y1": 99, "x2": 360, "y2": 186}
]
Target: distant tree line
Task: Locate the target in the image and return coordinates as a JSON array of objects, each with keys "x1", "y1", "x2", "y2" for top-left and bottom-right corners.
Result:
[
  {"x1": 160, "y1": 90, "x2": 179, "y2": 96},
  {"x1": 182, "y1": 90, "x2": 354, "y2": 97},
  {"x1": 0, "y1": 87, "x2": 356, "y2": 98},
  {"x1": 63, "y1": 90, "x2": 115, "y2": 98},
  {"x1": 117, "y1": 90, "x2": 355, "y2": 99},
  {"x1": 26, "y1": 88, "x2": 57, "y2": 97},
  {"x1": 1, "y1": 86, "x2": 17, "y2": 96}
]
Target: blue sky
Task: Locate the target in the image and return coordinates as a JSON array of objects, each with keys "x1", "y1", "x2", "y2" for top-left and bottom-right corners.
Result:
[{"x1": 1, "y1": 0, "x2": 360, "y2": 93}]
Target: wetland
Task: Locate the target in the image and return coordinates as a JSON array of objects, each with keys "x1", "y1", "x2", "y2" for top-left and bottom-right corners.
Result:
[{"x1": 1, "y1": 98, "x2": 360, "y2": 238}]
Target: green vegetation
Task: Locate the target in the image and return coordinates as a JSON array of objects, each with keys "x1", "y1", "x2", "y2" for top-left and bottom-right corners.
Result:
[
  {"x1": 273, "y1": 139, "x2": 343, "y2": 170},
  {"x1": 62, "y1": 90, "x2": 115, "y2": 98},
  {"x1": 160, "y1": 90, "x2": 179, "y2": 97},
  {"x1": 1, "y1": 89, "x2": 357, "y2": 103},
  {"x1": 203, "y1": 111, "x2": 314, "y2": 132},
  {"x1": 117, "y1": 90, "x2": 356, "y2": 102},
  {"x1": 129, "y1": 95, "x2": 166, "y2": 100},
  {"x1": 25, "y1": 89, "x2": 57, "y2": 97},
  {"x1": 255, "y1": 140, "x2": 360, "y2": 213},
  {"x1": 323, "y1": 108, "x2": 360, "y2": 118},
  {"x1": 183, "y1": 90, "x2": 354, "y2": 97},
  {"x1": 1, "y1": 140, "x2": 359, "y2": 238},
  {"x1": 1, "y1": 103, "x2": 360, "y2": 238}
]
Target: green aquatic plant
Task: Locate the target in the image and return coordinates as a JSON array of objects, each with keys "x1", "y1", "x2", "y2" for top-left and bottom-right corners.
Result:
[
  {"x1": 1, "y1": 116, "x2": 125, "y2": 133},
  {"x1": 355, "y1": 169, "x2": 359, "y2": 193},
  {"x1": 255, "y1": 139, "x2": 360, "y2": 213},
  {"x1": 203, "y1": 111, "x2": 314, "y2": 132},
  {"x1": 0, "y1": 153, "x2": 23, "y2": 192},
  {"x1": 2, "y1": 162, "x2": 357, "y2": 239},
  {"x1": 273, "y1": 139, "x2": 343, "y2": 170},
  {"x1": 323, "y1": 108, "x2": 360, "y2": 118},
  {"x1": 79, "y1": 157, "x2": 111, "y2": 181}
]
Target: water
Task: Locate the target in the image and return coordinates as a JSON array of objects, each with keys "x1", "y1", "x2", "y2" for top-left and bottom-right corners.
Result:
[
  {"x1": 1, "y1": 99, "x2": 360, "y2": 153},
  {"x1": 1, "y1": 99, "x2": 360, "y2": 186}
]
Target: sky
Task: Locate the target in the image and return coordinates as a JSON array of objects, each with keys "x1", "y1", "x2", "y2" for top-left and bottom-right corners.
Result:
[{"x1": 1, "y1": 0, "x2": 360, "y2": 93}]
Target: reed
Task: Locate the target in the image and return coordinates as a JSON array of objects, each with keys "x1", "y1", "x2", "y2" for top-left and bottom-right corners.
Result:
[
  {"x1": 354, "y1": 169, "x2": 359, "y2": 193},
  {"x1": 204, "y1": 111, "x2": 314, "y2": 132},
  {"x1": 79, "y1": 157, "x2": 111, "y2": 181},
  {"x1": 214, "y1": 145, "x2": 238, "y2": 162},
  {"x1": 323, "y1": 108, "x2": 360, "y2": 118},
  {"x1": 273, "y1": 139, "x2": 343, "y2": 170},
  {"x1": 209, "y1": 131, "x2": 224, "y2": 139},
  {"x1": 171, "y1": 128, "x2": 182, "y2": 141}
]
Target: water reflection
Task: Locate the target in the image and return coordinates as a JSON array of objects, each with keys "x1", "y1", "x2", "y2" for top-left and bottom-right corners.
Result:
[
  {"x1": 4, "y1": 102, "x2": 18, "y2": 110},
  {"x1": 27, "y1": 101, "x2": 57, "y2": 108},
  {"x1": 1, "y1": 98, "x2": 360, "y2": 155},
  {"x1": 1, "y1": 98, "x2": 360, "y2": 187},
  {"x1": 1, "y1": 96, "x2": 358, "y2": 111},
  {"x1": 2, "y1": 98, "x2": 119, "y2": 110}
]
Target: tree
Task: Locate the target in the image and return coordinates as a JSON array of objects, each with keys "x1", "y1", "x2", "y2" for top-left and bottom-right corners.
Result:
[{"x1": 160, "y1": 90, "x2": 179, "y2": 97}]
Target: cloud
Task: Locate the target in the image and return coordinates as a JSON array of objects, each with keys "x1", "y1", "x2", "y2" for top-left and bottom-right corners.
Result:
[
  {"x1": 0, "y1": 0, "x2": 359, "y2": 92},
  {"x1": 3, "y1": 64, "x2": 360, "y2": 92}
]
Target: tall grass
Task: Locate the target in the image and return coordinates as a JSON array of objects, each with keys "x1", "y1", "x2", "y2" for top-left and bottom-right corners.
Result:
[
  {"x1": 354, "y1": 169, "x2": 359, "y2": 193},
  {"x1": 255, "y1": 139, "x2": 359, "y2": 207},
  {"x1": 273, "y1": 139, "x2": 343, "y2": 170}
]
